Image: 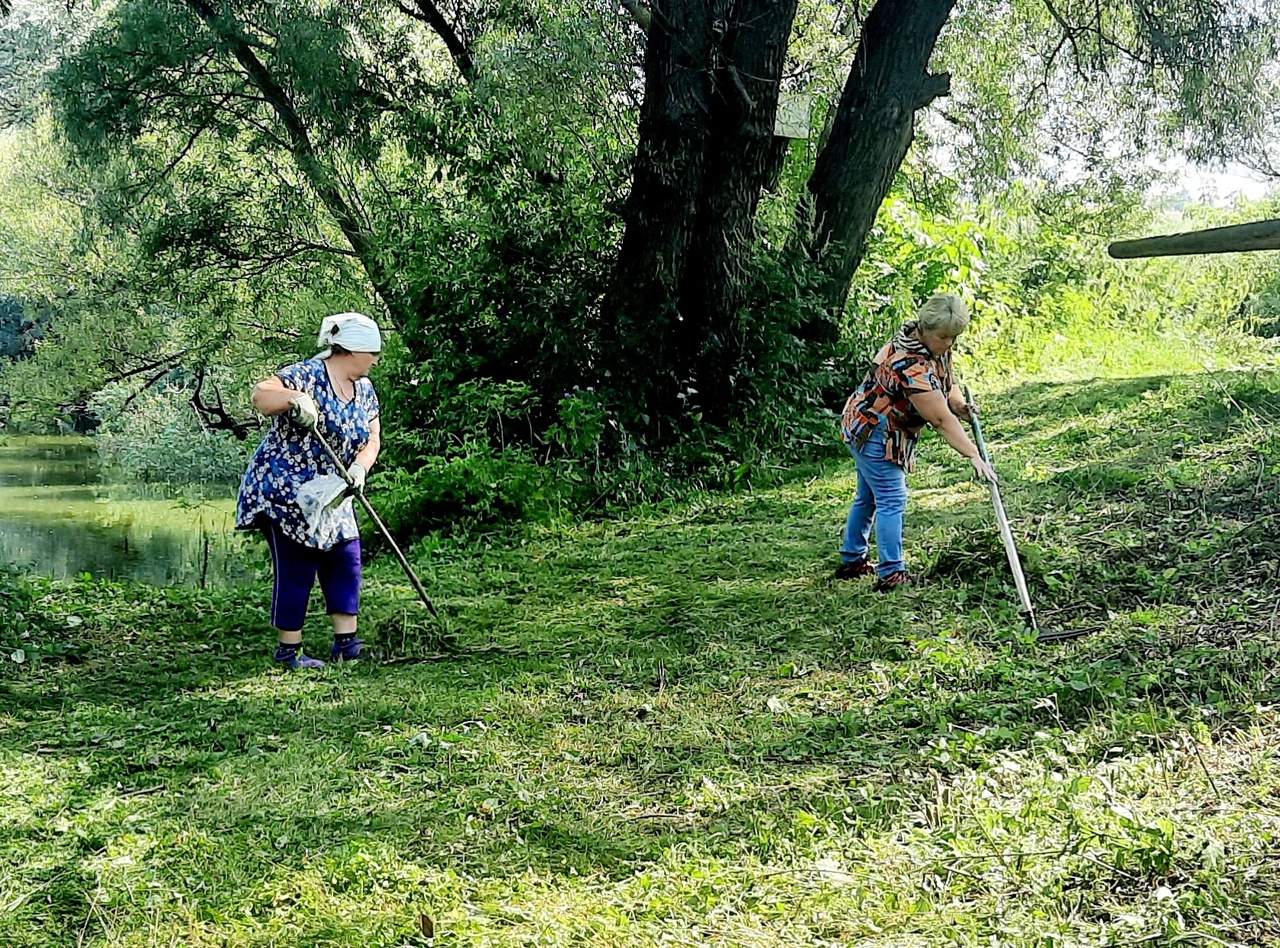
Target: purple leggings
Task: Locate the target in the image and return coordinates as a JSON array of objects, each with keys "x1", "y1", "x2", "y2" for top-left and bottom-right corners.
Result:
[{"x1": 261, "y1": 520, "x2": 362, "y2": 632}]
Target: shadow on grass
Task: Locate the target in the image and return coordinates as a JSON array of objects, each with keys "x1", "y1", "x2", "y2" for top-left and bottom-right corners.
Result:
[
  {"x1": 6, "y1": 370, "x2": 1280, "y2": 938},
  {"x1": 1003, "y1": 374, "x2": 1175, "y2": 418}
]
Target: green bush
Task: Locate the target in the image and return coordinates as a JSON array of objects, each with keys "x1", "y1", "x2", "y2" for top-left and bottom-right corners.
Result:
[
  {"x1": 88, "y1": 375, "x2": 253, "y2": 484},
  {"x1": 372, "y1": 445, "x2": 553, "y2": 536}
]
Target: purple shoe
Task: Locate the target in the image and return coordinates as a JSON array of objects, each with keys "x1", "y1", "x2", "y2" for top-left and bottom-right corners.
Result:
[
  {"x1": 330, "y1": 636, "x2": 364, "y2": 662},
  {"x1": 273, "y1": 646, "x2": 327, "y2": 670}
]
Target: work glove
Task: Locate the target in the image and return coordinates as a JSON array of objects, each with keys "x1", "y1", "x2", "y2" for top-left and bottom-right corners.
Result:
[
  {"x1": 288, "y1": 392, "x2": 319, "y2": 431},
  {"x1": 347, "y1": 461, "x2": 367, "y2": 492}
]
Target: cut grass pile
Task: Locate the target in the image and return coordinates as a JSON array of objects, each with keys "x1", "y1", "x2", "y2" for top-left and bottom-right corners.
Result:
[{"x1": 3, "y1": 368, "x2": 1280, "y2": 947}]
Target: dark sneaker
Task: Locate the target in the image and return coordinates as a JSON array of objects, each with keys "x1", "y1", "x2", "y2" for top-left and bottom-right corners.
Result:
[
  {"x1": 834, "y1": 558, "x2": 876, "y2": 580},
  {"x1": 330, "y1": 637, "x2": 365, "y2": 662},
  {"x1": 874, "y1": 570, "x2": 918, "y2": 593},
  {"x1": 274, "y1": 646, "x2": 327, "y2": 670}
]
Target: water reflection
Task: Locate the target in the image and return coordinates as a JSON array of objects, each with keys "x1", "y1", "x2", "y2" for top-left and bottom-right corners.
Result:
[
  {"x1": 0, "y1": 440, "x2": 96, "y2": 487},
  {"x1": 0, "y1": 436, "x2": 256, "y2": 586}
]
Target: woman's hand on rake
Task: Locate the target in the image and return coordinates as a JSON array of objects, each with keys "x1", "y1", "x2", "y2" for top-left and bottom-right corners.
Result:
[
  {"x1": 288, "y1": 392, "x2": 319, "y2": 430},
  {"x1": 970, "y1": 455, "x2": 998, "y2": 483}
]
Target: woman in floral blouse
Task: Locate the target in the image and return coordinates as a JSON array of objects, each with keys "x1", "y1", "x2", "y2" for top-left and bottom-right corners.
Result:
[
  {"x1": 236, "y1": 312, "x2": 383, "y2": 669},
  {"x1": 835, "y1": 294, "x2": 997, "y2": 591}
]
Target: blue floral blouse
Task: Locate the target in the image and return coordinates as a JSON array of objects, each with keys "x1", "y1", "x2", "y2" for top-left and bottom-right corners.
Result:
[{"x1": 236, "y1": 358, "x2": 380, "y2": 549}]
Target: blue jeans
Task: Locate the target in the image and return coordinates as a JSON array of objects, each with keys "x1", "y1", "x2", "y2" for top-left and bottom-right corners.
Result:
[{"x1": 840, "y1": 428, "x2": 908, "y2": 578}]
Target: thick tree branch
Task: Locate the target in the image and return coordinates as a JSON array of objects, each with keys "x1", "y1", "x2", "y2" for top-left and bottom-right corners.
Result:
[
  {"x1": 619, "y1": 0, "x2": 652, "y2": 33},
  {"x1": 191, "y1": 366, "x2": 255, "y2": 440},
  {"x1": 912, "y1": 71, "x2": 950, "y2": 111},
  {"x1": 802, "y1": 0, "x2": 958, "y2": 317},
  {"x1": 185, "y1": 1, "x2": 371, "y2": 255},
  {"x1": 182, "y1": 0, "x2": 399, "y2": 320},
  {"x1": 104, "y1": 350, "x2": 190, "y2": 387},
  {"x1": 394, "y1": 0, "x2": 477, "y2": 84},
  {"x1": 119, "y1": 364, "x2": 183, "y2": 413}
]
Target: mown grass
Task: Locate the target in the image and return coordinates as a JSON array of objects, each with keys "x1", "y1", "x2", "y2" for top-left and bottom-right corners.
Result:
[{"x1": 3, "y1": 368, "x2": 1280, "y2": 947}]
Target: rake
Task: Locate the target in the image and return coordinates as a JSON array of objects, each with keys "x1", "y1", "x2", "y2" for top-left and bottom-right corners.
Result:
[
  {"x1": 963, "y1": 386, "x2": 1042, "y2": 636},
  {"x1": 962, "y1": 390, "x2": 1101, "y2": 643},
  {"x1": 310, "y1": 426, "x2": 439, "y2": 619}
]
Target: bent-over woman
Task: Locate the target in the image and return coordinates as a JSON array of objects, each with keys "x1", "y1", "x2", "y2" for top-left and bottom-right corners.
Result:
[{"x1": 835, "y1": 293, "x2": 996, "y2": 591}]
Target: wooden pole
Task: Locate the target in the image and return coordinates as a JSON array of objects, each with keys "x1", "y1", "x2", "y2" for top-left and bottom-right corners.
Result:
[{"x1": 1108, "y1": 218, "x2": 1280, "y2": 259}]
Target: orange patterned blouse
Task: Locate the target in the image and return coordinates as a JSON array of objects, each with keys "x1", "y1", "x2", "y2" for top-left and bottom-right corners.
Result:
[{"x1": 840, "y1": 321, "x2": 955, "y2": 472}]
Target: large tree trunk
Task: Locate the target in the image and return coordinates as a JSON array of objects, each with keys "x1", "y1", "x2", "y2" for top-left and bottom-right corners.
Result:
[
  {"x1": 603, "y1": 0, "x2": 797, "y2": 435},
  {"x1": 602, "y1": 0, "x2": 717, "y2": 434},
  {"x1": 677, "y1": 0, "x2": 798, "y2": 423},
  {"x1": 803, "y1": 0, "x2": 955, "y2": 325}
]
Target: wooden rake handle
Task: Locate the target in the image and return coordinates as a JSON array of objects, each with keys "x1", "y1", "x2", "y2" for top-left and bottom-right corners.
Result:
[{"x1": 309, "y1": 426, "x2": 439, "y2": 619}]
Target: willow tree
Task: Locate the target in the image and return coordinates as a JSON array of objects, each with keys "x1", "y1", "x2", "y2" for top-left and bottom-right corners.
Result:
[
  {"x1": 603, "y1": 0, "x2": 1280, "y2": 431},
  {"x1": 0, "y1": 0, "x2": 89, "y2": 125},
  {"x1": 39, "y1": 0, "x2": 637, "y2": 437},
  {"x1": 38, "y1": 0, "x2": 1280, "y2": 441}
]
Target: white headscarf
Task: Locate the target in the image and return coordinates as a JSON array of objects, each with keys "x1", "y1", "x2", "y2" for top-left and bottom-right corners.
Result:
[{"x1": 316, "y1": 312, "x2": 382, "y2": 358}]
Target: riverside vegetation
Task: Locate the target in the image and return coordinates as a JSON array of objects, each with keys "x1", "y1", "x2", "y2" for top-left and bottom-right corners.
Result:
[
  {"x1": 5, "y1": 3, "x2": 1280, "y2": 944},
  {"x1": 3, "y1": 362, "x2": 1280, "y2": 947}
]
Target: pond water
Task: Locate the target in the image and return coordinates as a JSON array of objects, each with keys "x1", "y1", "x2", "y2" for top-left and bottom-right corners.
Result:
[{"x1": 0, "y1": 436, "x2": 257, "y2": 587}]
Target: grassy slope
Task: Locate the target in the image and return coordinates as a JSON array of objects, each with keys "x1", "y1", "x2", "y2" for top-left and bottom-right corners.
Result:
[{"x1": 3, "y1": 368, "x2": 1280, "y2": 947}]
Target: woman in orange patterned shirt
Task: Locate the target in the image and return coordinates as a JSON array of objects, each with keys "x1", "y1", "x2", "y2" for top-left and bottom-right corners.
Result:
[{"x1": 836, "y1": 294, "x2": 997, "y2": 591}]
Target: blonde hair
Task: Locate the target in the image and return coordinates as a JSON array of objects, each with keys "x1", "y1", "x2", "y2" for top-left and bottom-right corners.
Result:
[{"x1": 916, "y1": 293, "x2": 970, "y2": 335}]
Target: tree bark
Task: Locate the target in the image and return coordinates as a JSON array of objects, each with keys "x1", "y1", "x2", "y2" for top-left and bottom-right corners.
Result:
[
  {"x1": 602, "y1": 0, "x2": 797, "y2": 433},
  {"x1": 676, "y1": 0, "x2": 799, "y2": 422},
  {"x1": 803, "y1": 0, "x2": 956, "y2": 324},
  {"x1": 602, "y1": 0, "x2": 719, "y2": 430}
]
